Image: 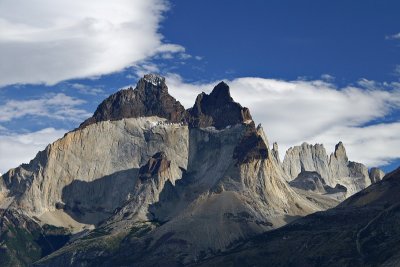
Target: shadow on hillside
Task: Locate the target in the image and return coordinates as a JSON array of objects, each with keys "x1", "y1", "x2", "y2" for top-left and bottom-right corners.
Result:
[{"x1": 60, "y1": 168, "x2": 139, "y2": 225}]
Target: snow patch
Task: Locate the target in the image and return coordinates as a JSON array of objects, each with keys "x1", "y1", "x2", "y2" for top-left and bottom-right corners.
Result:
[{"x1": 143, "y1": 74, "x2": 165, "y2": 86}]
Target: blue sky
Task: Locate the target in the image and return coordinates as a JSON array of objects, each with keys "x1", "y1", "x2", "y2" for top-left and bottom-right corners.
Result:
[
  {"x1": 0, "y1": 0, "x2": 400, "y2": 173},
  {"x1": 163, "y1": 0, "x2": 400, "y2": 83}
]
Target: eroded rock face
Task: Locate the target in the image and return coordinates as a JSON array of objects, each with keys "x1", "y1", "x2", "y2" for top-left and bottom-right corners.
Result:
[
  {"x1": 79, "y1": 74, "x2": 188, "y2": 129},
  {"x1": 233, "y1": 123, "x2": 269, "y2": 164},
  {"x1": 2, "y1": 117, "x2": 189, "y2": 227},
  {"x1": 188, "y1": 82, "x2": 253, "y2": 129},
  {"x1": 138, "y1": 152, "x2": 171, "y2": 180},
  {"x1": 282, "y1": 143, "x2": 331, "y2": 183},
  {"x1": 283, "y1": 141, "x2": 373, "y2": 197},
  {"x1": 329, "y1": 142, "x2": 371, "y2": 195},
  {"x1": 271, "y1": 142, "x2": 281, "y2": 164}
]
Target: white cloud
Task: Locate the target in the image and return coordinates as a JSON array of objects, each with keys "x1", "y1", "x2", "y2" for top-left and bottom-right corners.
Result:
[
  {"x1": 165, "y1": 74, "x2": 400, "y2": 167},
  {"x1": 179, "y1": 53, "x2": 192, "y2": 60},
  {"x1": 0, "y1": 93, "x2": 91, "y2": 122},
  {"x1": 0, "y1": 0, "x2": 182, "y2": 86},
  {"x1": 0, "y1": 128, "x2": 66, "y2": 173}
]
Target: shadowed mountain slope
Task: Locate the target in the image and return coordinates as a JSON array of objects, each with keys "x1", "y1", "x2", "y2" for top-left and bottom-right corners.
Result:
[{"x1": 194, "y1": 167, "x2": 400, "y2": 267}]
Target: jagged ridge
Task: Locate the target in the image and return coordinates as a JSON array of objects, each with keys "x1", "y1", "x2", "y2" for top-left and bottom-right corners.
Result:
[{"x1": 79, "y1": 74, "x2": 188, "y2": 129}]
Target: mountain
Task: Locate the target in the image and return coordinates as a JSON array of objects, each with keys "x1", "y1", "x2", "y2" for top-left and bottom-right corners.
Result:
[
  {"x1": 282, "y1": 142, "x2": 380, "y2": 197},
  {"x1": 0, "y1": 74, "x2": 386, "y2": 266},
  {"x1": 196, "y1": 167, "x2": 400, "y2": 267}
]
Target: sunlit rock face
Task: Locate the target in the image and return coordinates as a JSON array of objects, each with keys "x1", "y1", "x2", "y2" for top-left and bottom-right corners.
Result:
[{"x1": 282, "y1": 141, "x2": 380, "y2": 197}]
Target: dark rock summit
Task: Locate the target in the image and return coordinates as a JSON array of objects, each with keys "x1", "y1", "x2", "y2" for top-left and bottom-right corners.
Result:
[
  {"x1": 79, "y1": 75, "x2": 254, "y2": 131},
  {"x1": 188, "y1": 81, "x2": 253, "y2": 129},
  {"x1": 233, "y1": 123, "x2": 269, "y2": 164},
  {"x1": 79, "y1": 74, "x2": 188, "y2": 128}
]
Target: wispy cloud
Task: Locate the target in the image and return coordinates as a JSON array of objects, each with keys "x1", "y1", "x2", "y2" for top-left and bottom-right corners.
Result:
[
  {"x1": 70, "y1": 83, "x2": 104, "y2": 95},
  {"x1": 0, "y1": 93, "x2": 91, "y2": 122},
  {"x1": 386, "y1": 32, "x2": 400, "y2": 40},
  {"x1": 394, "y1": 65, "x2": 400, "y2": 77},
  {"x1": 165, "y1": 74, "x2": 400, "y2": 167},
  {"x1": 0, "y1": 128, "x2": 66, "y2": 173},
  {"x1": 0, "y1": 0, "x2": 184, "y2": 87},
  {"x1": 320, "y1": 74, "x2": 335, "y2": 82}
]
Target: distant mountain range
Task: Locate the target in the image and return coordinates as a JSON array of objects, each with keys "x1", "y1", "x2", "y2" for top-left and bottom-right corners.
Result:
[{"x1": 0, "y1": 74, "x2": 393, "y2": 266}]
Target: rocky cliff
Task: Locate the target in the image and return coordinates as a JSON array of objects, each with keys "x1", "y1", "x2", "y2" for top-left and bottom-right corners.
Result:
[{"x1": 282, "y1": 141, "x2": 383, "y2": 197}]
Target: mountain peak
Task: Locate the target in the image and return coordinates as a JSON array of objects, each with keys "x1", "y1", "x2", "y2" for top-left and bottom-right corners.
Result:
[
  {"x1": 188, "y1": 82, "x2": 253, "y2": 129},
  {"x1": 136, "y1": 73, "x2": 168, "y2": 95},
  {"x1": 334, "y1": 141, "x2": 348, "y2": 162},
  {"x1": 142, "y1": 74, "x2": 166, "y2": 87},
  {"x1": 209, "y1": 81, "x2": 232, "y2": 101},
  {"x1": 79, "y1": 74, "x2": 187, "y2": 129}
]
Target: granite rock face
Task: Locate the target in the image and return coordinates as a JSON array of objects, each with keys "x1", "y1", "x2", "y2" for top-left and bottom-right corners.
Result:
[
  {"x1": 282, "y1": 143, "x2": 331, "y2": 184},
  {"x1": 283, "y1": 141, "x2": 375, "y2": 197},
  {"x1": 271, "y1": 142, "x2": 281, "y2": 164},
  {"x1": 1, "y1": 117, "x2": 189, "y2": 228}
]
